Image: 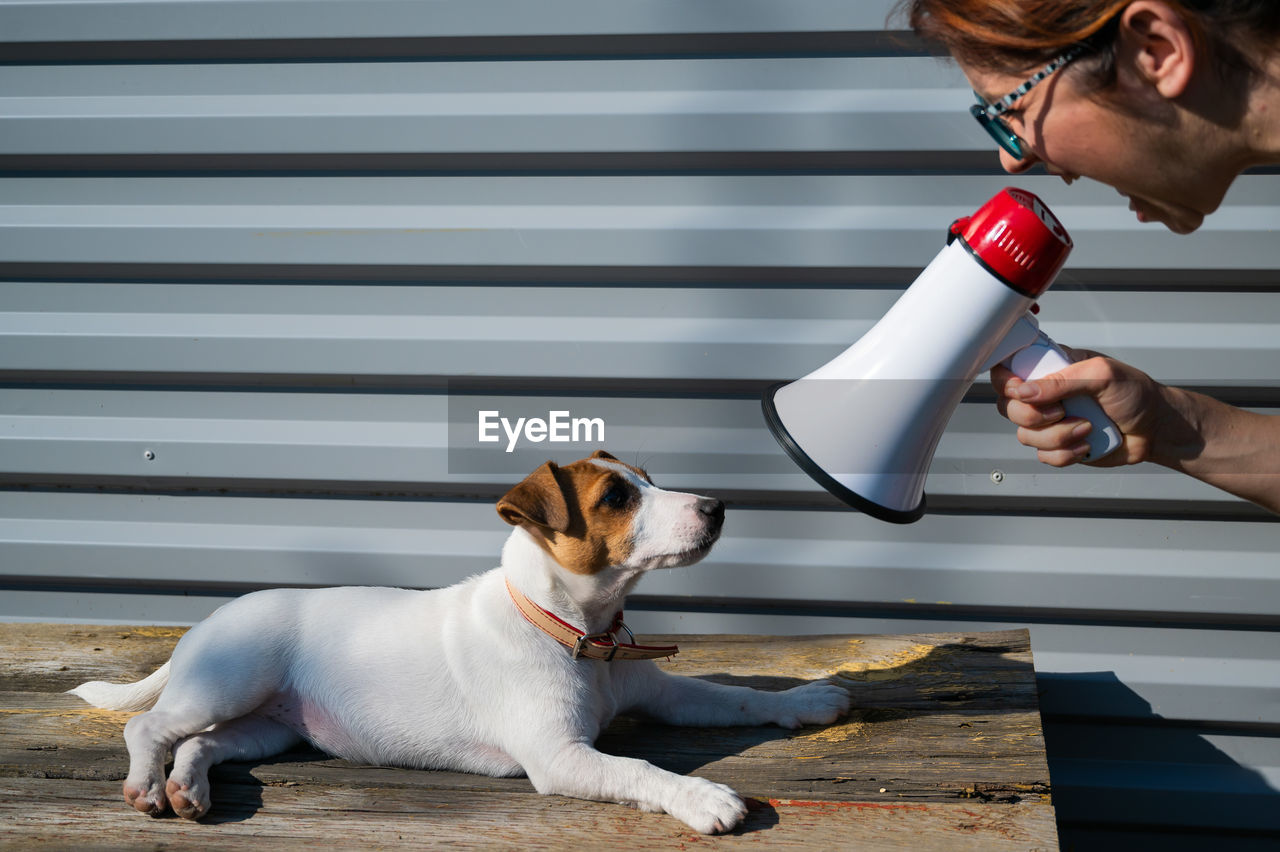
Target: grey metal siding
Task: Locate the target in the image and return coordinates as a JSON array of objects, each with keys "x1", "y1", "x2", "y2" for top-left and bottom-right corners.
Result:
[{"x1": 2, "y1": 1, "x2": 1277, "y2": 846}]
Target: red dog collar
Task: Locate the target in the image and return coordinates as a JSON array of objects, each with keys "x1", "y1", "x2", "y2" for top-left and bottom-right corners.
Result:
[{"x1": 505, "y1": 578, "x2": 678, "y2": 662}]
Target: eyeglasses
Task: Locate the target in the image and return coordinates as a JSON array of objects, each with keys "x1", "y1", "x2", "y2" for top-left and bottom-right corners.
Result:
[{"x1": 970, "y1": 45, "x2": 1087, "y2": 160}]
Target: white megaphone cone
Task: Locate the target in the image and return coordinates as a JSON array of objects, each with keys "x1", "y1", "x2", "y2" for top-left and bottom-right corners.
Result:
[{"x1": 762, "y1": 187, "x2": 1122, "y2": 523}]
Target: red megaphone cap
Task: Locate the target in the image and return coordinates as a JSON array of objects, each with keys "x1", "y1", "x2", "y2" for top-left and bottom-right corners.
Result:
[{"x1": 948, "y1": 187, "x2": 1073, "y2": 298}]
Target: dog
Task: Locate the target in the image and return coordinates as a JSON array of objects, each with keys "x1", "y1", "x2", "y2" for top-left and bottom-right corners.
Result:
[{"x1": 71, "y1": 451, "x2": 850, "y2": 834}]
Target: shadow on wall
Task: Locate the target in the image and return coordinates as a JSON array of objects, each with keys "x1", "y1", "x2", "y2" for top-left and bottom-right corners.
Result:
[{"x1": 1040, "y1": 671, "x2": 1280, "y2": 848}]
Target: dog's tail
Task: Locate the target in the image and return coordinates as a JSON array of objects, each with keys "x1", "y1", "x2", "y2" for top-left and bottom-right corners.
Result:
[{"x1": 69, "y1": 661, "x2": 171, "y2": 712}]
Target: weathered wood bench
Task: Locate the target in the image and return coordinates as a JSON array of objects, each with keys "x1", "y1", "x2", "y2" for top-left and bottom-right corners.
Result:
[{"x1": 0, "y1": 624, "x2": 1056, "y2": 850}]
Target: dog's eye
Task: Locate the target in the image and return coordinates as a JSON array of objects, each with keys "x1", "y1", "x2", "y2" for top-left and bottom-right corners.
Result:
[{"x1": 600, "y1": 483, "x2": 630, "y2": 509}]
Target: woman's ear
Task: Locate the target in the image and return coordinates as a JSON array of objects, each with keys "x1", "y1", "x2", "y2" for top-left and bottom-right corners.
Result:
[{"x1": 1117, "y1": 0, "x2": 1197, "y2": 99}]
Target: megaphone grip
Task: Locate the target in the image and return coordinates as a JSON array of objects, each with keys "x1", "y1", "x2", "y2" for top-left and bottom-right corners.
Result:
[{"x1": 1005, "y1": 332, "x2": 1123, "y2": 462}]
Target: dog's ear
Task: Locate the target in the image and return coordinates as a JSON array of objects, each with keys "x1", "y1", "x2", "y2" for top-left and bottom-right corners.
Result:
[
  {"x1": 496, "y1": 461, "x2": 571, "y2": 533},
  {"x1": 590, "y1": 449, "x2": 618, "y2": 462}
]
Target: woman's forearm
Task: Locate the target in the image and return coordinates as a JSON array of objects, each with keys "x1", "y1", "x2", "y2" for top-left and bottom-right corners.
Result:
[{"x1": 1151, "y1": 386, "x2": 1280, "y2": 513}]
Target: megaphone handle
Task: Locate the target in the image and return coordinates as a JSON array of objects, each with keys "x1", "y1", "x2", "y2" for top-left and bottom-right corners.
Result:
[{"x1": 1004, "y1": 330, "x2": 1123, "y2": 462}]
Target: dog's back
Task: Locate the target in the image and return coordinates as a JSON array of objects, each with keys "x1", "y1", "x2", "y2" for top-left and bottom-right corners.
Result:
[{"x1": 72, "y1": 582, "x2": 502, "y2": 769}]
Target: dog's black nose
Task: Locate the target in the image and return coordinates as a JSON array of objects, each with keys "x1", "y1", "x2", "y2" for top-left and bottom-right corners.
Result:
[{"x1": 698, "y1": 498, "x2": 725, "y2": 530}]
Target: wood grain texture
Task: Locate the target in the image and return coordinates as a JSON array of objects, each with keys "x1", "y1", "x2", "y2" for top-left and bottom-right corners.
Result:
[{"x1": 0, "y1": 623, "x2": 1057, "y2": 850}]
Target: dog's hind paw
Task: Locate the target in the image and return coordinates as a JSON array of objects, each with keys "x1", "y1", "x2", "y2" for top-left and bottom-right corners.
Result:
[
  {"x1": 667, "y1": 777, "x2": 748, "y2": 834},
  {"x1": 771, "y1": 680, "x2": 851, "y2": 729},
  {"x1": 122, "y1": 779, "x2": 167, "y2": 816},
  {"x1": 166, "y1": 777, "x2": 210, "y2": 820}
]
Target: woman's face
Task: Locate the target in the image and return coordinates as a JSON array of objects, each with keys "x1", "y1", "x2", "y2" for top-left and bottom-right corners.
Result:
[{"x1": 959, "y1": 58, "x2": 1242, "y2": 235}]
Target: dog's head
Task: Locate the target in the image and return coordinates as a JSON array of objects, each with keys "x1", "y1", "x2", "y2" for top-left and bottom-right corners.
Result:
[{"x1": 496, "y1": 450, "x2": 724, "y2": 575}]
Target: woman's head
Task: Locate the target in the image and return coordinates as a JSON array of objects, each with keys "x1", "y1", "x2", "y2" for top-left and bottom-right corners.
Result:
[
  {"x1": 897, "y1": 0, "x2": 1280, "y2": 233},
  {"x1": 899, "y1": 0, "x2": 1280, "y2": 82}
]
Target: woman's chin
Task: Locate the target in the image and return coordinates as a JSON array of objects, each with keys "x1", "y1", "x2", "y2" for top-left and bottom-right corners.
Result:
[{"x1": 1127, "y1": 194, "x2": 1203, "y2": 234}]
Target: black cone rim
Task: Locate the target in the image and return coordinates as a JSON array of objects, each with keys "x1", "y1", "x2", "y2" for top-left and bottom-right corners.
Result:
[{"x1": 761, "y1": 382, "x2": 925, "y2": 524}]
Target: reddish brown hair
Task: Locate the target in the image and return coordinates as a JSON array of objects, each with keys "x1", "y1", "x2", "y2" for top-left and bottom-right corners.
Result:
[{"x1": 896, "y1": 0, "x2": 1280, "y2": 81}]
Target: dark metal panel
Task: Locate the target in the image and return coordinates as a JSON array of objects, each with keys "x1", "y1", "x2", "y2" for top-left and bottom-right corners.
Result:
[
  {"x1": 0, "y1": 0, "x2": 902, "y2": 44},
  {"x1": 3, "y1": 387, "x2": 1273, "y2": 509},
  {"x1": 2, "y1": 281, "x2": 1277, "y2": 389},
  {"x1": 1045, "y1": 722, "x2": 1280, "y2": 833},
  {"x1": 1, "y1": 176, "x2": 1278, "y2": 275},
  {"x1": 0, "y1": 57, "x2": 989, "y2": 160},
  {"x1": 2, "y1": 491, "x2": 1277, "y2": 657}
]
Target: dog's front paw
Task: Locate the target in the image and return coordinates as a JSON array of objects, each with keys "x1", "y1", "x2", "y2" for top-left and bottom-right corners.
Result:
[
  {"x1": 667, "y1": 777, "x2": 748, "y2": 834},
  {"x1": 772, "y1": 680, "x2": 851, "y2": 729}
]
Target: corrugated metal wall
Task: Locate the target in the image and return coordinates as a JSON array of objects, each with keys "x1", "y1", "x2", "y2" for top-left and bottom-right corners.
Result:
[{"x1": 2, "y1": 1, "x2": 1277, "y2": 847}]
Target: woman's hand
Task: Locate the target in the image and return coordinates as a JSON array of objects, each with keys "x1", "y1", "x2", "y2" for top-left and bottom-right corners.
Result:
[
  {"x1": 991, "y1": 348, "x2": 1280, "y2": 514},
  {"x1": 990, "y1": 348, "x2": 1170, "y2": 468}
]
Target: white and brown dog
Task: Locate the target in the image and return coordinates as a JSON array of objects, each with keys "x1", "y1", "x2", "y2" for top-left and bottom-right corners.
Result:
[{"x1": 72, "y1": 451, "x2": 849, "y2": 834}]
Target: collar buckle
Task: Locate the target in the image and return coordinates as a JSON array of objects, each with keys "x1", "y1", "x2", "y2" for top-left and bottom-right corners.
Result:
[{"x1": 572, "y1": 629, "x2": 619, "y2": 661}]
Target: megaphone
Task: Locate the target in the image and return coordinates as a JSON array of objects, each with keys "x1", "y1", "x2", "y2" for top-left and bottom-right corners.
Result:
[{"x1": 762, "y1": 187, "x2": 1122, "y2": 523}]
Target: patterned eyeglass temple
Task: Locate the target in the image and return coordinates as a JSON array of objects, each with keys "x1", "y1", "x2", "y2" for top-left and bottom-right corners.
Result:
[{"x1": 977, "y1": 45, "x2": 1088, "y2": 120}]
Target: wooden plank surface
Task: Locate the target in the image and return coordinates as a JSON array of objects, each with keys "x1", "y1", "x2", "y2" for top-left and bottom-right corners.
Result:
[{"x1": 0, "y1": 623, "x2": 1056, "y2": 850}]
